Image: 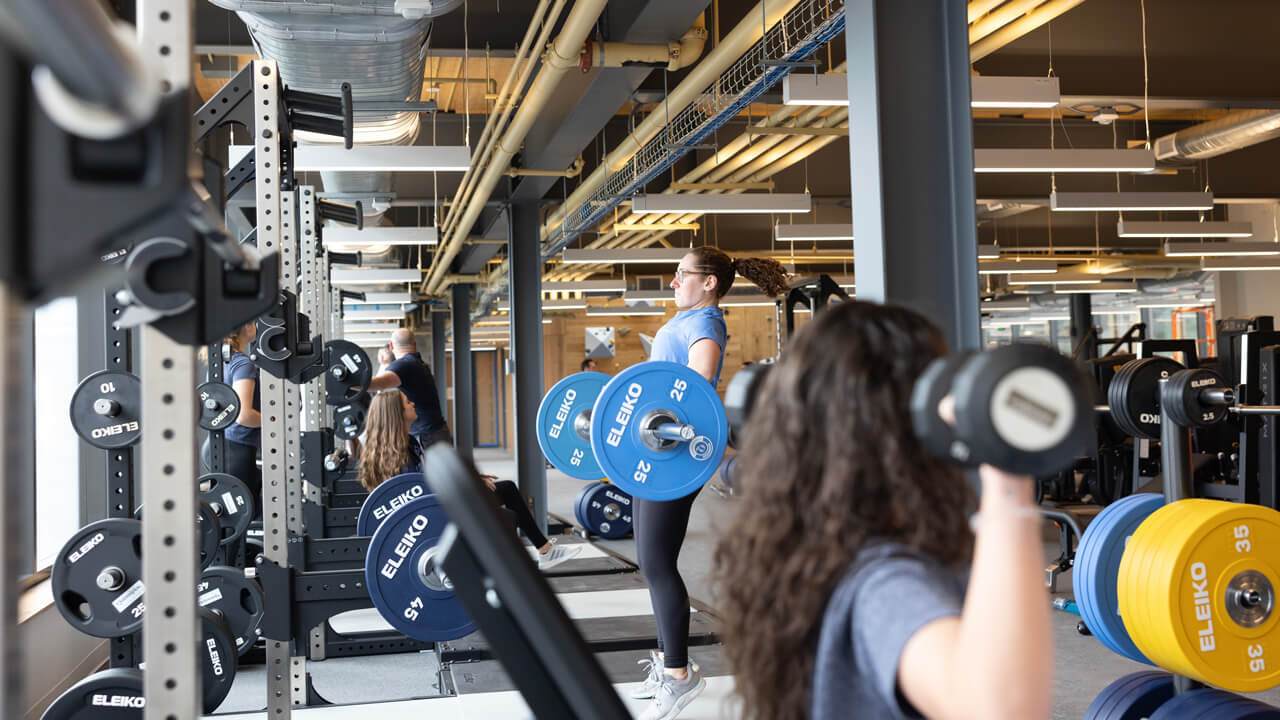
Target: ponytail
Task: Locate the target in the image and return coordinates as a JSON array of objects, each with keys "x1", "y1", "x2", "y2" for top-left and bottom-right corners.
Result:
[{"x1": 688, "y1": 246, "x2": 790, "y2": 299}]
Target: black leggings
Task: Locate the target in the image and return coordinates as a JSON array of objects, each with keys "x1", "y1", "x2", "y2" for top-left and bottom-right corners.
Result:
[
  {"x1": 634, "y1": 486, "x2": 703, "y2": 669},
  {"x1": 490, "y1": 480, "x2": 548, "y2": 549},
  {"x1": 225, "y1": 440, "x2": 263, "y2": 520}
]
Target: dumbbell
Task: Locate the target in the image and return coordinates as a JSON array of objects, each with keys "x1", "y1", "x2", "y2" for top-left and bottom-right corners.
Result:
[
  {"x1": 908, "y1": 343, "x2": 1093, "y2": 476},
  {"x1": 536, "y1": 362, "x2": 730, "y2": 501}
]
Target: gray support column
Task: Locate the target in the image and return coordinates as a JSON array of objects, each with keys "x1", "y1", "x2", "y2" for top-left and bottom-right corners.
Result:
[
  {"x1": 432, "y1": 309, "x2": 448, "y2": 405},
  {"x1": 1070, "y1": 294, "x2": 1096, "y2": 360},
  {"x1": 845, "y1": 0, "x2": 980, "y2": 350},
  {"x1": 451, "y1": 284, "x2": 475, "y2": 462},
  {"x1": 509, "y1": 202, "x2": 547, "y2": 533},
  {"x1": 0, "y1": 289, "x2": 28, "y2": 720}
]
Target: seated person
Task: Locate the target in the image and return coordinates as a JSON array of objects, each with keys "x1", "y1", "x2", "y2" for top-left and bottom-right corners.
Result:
[
  {"x1": 713, "y1": 301, "x2": 1053, "y2": 720},
  {"x1": 359, "y1": 391, "x2": 581, "y2": 570}
]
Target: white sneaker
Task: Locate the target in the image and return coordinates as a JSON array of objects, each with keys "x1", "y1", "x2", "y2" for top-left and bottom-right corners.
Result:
[
  {"x1": 637, "y1": 665, "x2": 705, "y2": 720},
  {"x1": 537, "y1": 540, "x2": 582, "y2": 570},
  {"x1": 632, "y1": 653, "x2": 700, "y2": 700}
]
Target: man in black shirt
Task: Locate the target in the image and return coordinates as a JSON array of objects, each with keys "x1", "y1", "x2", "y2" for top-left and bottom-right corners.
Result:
[{"x1": 366, "y1": 329, "x2": 451, "y2": 451}]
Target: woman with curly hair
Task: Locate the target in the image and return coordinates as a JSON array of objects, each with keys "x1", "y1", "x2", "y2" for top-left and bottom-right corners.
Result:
[
  {"x1": 358, "y1": 391, "x2": 580, "y2": 570},
  {"x1": 712, "y1": 301, "x2": 1052, "y2": 720},
  {"x1": 632, "y1": 247, "x2": 790, "y2": 720}
]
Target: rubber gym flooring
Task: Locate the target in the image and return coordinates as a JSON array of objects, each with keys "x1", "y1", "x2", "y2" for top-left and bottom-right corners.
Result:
[{"x1": 206, "y1": 448, "x2": 1280, "y2": 719}]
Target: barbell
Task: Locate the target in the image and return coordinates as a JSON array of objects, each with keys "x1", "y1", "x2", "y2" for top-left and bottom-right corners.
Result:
[{"x1": 535, "y1": 362, "x2": 729, "y2": 502}]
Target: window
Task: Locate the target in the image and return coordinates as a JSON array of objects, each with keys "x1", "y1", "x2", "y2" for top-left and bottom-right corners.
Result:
[{"x1": 35, "y1": 297, "x2": 80, "y2": 570}]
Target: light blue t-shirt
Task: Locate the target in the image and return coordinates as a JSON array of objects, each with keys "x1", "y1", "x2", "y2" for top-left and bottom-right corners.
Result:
[{"x1": 650, "y1": 307, "x2": 728, "y2": 386}]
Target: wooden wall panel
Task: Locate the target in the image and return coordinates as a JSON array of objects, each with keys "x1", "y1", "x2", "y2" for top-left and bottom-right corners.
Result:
[{"x1": 474, "y1": 351, "x2": 498, "y2": 446}]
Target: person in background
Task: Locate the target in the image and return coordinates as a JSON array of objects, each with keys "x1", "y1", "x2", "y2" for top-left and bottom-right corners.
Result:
[
  {"x1": 365, "y1": 329, "x2": 450, "y2": 452},
  {"x1": 581, "y1": 357, "x2": 598, "y2": 372},
  {"x1": 358, "y1": 390, "x2": 580, "y2": 570},
  {"x1": 713, "y1": 301, "x2": 1052, "y2": 720},
  {"x1": 631, "y1": 246, "x2": 790, "y2": 720},
  {"x1": 222, "y1": 321, "x2": 262, "y2": 518},
  {"x1": 377, "y1": 346, "x2": 395, "y2": 375}
]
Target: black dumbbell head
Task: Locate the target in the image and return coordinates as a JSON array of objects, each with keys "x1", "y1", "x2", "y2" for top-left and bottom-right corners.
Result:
[
  {"x1": 951, "y1": 344, "x2": 1093, "y2": 477},
  {"x1": 910, "y1": 352, "x2": 977, "y2": 465}
]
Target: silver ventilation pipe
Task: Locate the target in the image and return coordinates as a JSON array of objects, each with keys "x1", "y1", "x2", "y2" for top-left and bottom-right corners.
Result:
[
  {"x1": 210, "y1": 0, "x2": 463, "y2": 222},
  {"x1": 1154, "y1": 110, "x2": 1280, "y2": 162}
]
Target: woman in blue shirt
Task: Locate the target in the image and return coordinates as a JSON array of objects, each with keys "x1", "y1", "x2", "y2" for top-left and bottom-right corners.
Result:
[
  {"x1": 633, "y1": 247, "x2": 788, "y2": 720},
  {"x1": 222, "y1": 321, "x2": 262, "y2": 518}
]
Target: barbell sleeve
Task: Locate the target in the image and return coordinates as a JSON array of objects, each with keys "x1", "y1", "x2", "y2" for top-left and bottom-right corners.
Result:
[{"x1": 652, "y1": 423, "x2": 697, "y2": 442}]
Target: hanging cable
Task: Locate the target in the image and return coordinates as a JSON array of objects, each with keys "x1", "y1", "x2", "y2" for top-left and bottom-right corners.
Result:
[{"x1": 1140, "y1": 0, "x2": 1151, "y2": 149}]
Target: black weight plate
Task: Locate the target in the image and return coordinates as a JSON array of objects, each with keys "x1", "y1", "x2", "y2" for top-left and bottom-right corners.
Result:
[
  {"x1": 1161, "y1": 368, "x2": 1231, "y2": 428},
  {"x1": 724, "y1": 363, "x2": 771, "y2": 443},
  {"x1": 325, "y1": 339, "x2": 374, "y2": 405},
  {"x1": 910, "y1": 353, "x2": 976, "y2": 465},
  {"x1": 69, "y1": 370, "x2": 142, "y2": 449},
  {"x1": 197, "y1": 381, "x2": 240, "y2": 432},
  {"x1": 198, "y1": 565, "x2": 265, "y2": 656},
  {"x1": 1082, "y1": 671, "x2": 1172, "y2": 720},
  {"x1": 333, "y1": 398, "x2": 369, "y2": 440},
  {"x1": 40, "y1": 667, "x2": 144, "y2": 719},
  {"x1": 199, "y1": 473, "x2": 255, "y2": 545},
  {"x1": 1108, "y1": 357, "x2": 1183, "y2": 440},
  {"x1": 199, "y1": 606, "x2": 238, "y2": 713},
  {"x1": 1151, "y1": 688, "x2": 1280, "y2": 719},
  {"x1": 136, "y1": 502, "x2": 221, "y2": 570},
  {"x1": 51, "y1": 518, "x2": 144, "y2": 638},
  {"x1": 356, "y1": 471, "x2": 430, "y2": 537},
  {"x1": 952, "y1": 344, "x2": 1094, "y2": 476},
  {"x1": 581, "y1": 482, "x2": 633, "y2": 539}
]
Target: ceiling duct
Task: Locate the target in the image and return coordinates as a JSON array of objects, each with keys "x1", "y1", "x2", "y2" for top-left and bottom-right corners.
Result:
[
  {"x1": 1154, "y1": 110, "x2": 1280, "y2": 162},
  {"x1": 209, "y1": 0, "x2": 463, "y2": 221}
]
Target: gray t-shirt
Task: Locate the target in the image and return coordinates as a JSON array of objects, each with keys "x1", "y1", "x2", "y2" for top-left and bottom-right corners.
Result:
[{"x1": 810, "y1": 542, "x2": 965, "y2": 720}]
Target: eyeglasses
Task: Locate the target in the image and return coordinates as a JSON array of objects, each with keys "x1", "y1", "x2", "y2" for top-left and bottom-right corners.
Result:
[{"x1": 673, "y1": 267, "x2": 710, "y2": 282}]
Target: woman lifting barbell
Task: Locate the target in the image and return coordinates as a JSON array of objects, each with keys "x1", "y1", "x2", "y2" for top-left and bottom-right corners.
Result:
[
  {"x1": 359, "y1": 391, "x2": 581, "y2": 570},
  {"x1": 713, "y1": 302, "x2": 1054, "y2": 720},
  {"x1": 630, "y1": 247, "x2": 788, "y2": 720}
]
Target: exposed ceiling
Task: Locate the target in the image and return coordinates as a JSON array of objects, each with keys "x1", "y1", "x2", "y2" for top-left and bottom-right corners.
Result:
[{"x1": 186, "y1": 0, "x2": 1280, "y2": 319}]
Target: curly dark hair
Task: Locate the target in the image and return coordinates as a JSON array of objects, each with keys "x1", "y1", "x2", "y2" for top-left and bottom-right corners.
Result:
[
  {"x1": 711, "y1": 301, "x2": 974, "y2": 720},
  {"x1": 687, "y1": 246, "x2": 790, "y2": 298}
]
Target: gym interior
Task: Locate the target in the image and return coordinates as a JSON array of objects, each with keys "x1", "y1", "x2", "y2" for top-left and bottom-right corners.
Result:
[{"x1": 6, "y1": 0, "x2": 1280, "y2": 718}]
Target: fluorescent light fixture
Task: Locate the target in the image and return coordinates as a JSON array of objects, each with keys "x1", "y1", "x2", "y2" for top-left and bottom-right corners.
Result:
[
  {"x1": 631, "y1": 193, "x2": 811, "y2": 215},
  {"x1": 1201, "y1": 256, "x2": 1280, "y2": 271},
  {"x1": 344, "y1": 325, "x2": 399, "y2": 335},
  {"x1": 1050, "y1": 191, "x2": 1214, "y2": 212},
  {"x1": 561, "y1": 248, "x2": 688, "y2": 264},
  {"x1": 541, "y1": 280, "x2": 628, "y2": 293},
  {"x1": 978, "y1": 244, "x2": 1001, "y2": 259},
  {"x1": 344, "y1": 309, "x2": 406, "y2": 321},
  {"x1": 782, "y1": 74, "x2": 848, "y2": 106},
  {"x1": 978, "y1": 260, "x2": 1058, "y2": 274},
  {"x1": 612, "y1": 222, "x2": 700, "y2": 232},
  {"x1": 293, "y1": 145, "x2": 470, "y2": 172},
  {"x1": 1008, "y1": 274, "x2": 1101, "y2": 286},
  {"x1": 783, "y1": 74, "x2": 1059, "y2": 109},
  {"x1": 1053, "y1": 280, "x2": 1139, "y2": 293},
  {"x1": 1091, "y1": 308, "x2": 1143, "y2": 315},
  {"x1": 775, "y1": 223, "x2": 853, "y2": 242},
  {"x1": 1164, "y1": 241, "x2": 1280, "y2": 257},
  {"x1": 1118, "y1": 221, "x2": 1253, "y2": 238},
  {"x1": 344, "y1": 334, "x2": 391, "y2": 345},
  {"x1": 983, "y1": 315, "x2": 1071, "y2": 326},
  {"x1": 343, "y1": 292, "x2": 412, "y2": 305},
  {"x1": 497, "y1": 299, "x2": 590, "y2": 311},
  {"x1": 970, "y1": 75, "x2": 1060, "y2": 108},
  {"x1": 586, "y1": 305, "x2": 666, "y2": 317},
  {"x1": 331, "y1": 268, "x2": 423, "y2": 284},
  {"x1": 974, "y1": 149, "x2": 1155, "y2": 173},
  {"x1": 624, "y1": 290, "x2": 673, "y2": 303},
  {"x1": 325, "y1": 226, "x2": 438, "y2": 248},
  {"x1": 1135, "y1": 300, "x2": 1215, "y2": 309}
]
